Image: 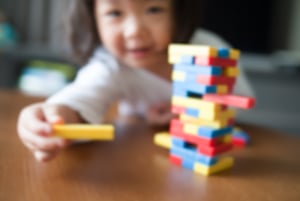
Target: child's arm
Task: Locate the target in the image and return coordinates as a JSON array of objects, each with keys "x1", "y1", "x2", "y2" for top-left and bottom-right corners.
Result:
[{"x1": 17, "y1": 102, "x2": 85, "y2": 162}]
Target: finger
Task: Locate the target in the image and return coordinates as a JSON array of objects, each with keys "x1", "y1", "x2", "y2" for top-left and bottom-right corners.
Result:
[
  {"x1": 152, "y1": 102, "x2": 171, "y2": 114},
  {"x1": 20, "y1": 127, "x2": 67, "y2": 151},
  {"x1": 34, "y1": 150, "x2": 58, "y2": 162},
  {"x1": 19, "y1": 106, "x2": 52, "y2": 137},
  {"x1": 42, "y1": 104, "x2": 65, "y2": 124},
  {"x1": 148, "y1": 111, "x2": 174, "y2": 126},
  {"x1": 155, "y1": 114, "x2": 173, "y2": 125}
]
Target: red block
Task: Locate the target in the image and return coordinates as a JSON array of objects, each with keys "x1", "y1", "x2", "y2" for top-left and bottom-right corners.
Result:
[
  {"x1": 169, "y1": 154, "x2": 182, "y2": 166},
  {"x1": 170, "y1": 119, "x2": 184, "y2": 132},
  {"x1": 171, "y1": 105, "x2": 186, "y2": 115},
  {"x1": 196, "y1": 75, "x2": 236, "y2": 86},
  {"x1": 195, "y1": 56, "x2": 237, "y2": 66},
  {"x1": 202, "y1": 94, "x2": 255, "y2": 109},
  {"x1": 232, "y1": 138, "x2": 246, "y2": 148},
  {"x1": 171, "y1": 129, "x2": 227, "y2": 147},
  {"x1": 196, "y1": 143, "x2": 233, "y2": 156}
]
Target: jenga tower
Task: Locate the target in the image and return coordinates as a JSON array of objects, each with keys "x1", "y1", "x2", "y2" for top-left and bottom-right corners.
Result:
[{"x1": 166, "y1": 44, "x2": 255, "y2": 176}]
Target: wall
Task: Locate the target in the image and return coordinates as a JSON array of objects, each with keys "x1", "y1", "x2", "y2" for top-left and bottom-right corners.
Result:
[
  {"x1": 288, "y1": 0, "x2": 300, "y2": 51},
  {"x1": 1, "y1": 0, "x2": 299, "y2": 53},
  {"x1": 0, "y1": 0, "x2": 70, "y2": 52}
]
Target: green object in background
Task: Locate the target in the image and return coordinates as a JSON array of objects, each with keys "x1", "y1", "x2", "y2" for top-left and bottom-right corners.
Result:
[{"x1": 18, "y1": 60, "x2": 76, "y2": 97}]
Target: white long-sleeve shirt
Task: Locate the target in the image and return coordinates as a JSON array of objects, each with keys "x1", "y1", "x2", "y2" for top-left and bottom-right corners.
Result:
[{"x1": 47, "y1": 29, "x2": 254, "y2": 124}]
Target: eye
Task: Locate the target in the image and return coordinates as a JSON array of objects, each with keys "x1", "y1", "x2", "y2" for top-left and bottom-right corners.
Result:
[
  {"x1": 147, "y1": 6, "x2": 164, "y2": 14},
  {"x1": 106, "y1": 10, "x2": 122, "y2": 17}
]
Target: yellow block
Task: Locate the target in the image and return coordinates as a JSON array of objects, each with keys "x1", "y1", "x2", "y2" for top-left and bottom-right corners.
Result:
[
  {"x1": 53, "y1": 124, "x2": 114, "y2": 140},
  {"x1": 168, "y1": 44, "x2": 240, "y2": 64},
  {"x1": 169, "y1": 44, "x2": 217, "y2": 57},
  {"x1": 172, "y1": 96, "x2": 221, "y2": 113},
  {"x1": 194, "y1": 157, "x2": 234, "y2": 176},
  {"x1": 184, "y1": 107, "x2": 235, "y2": 121},
  {"x1": 172, "y1": 70, "x2": 186, "y2": 81},
  {"x1": 229, "y1": 49, "x2": 241, "y2": 60},
  {"x1": 216, "y1": 85, "x2": 228, "y2": 94},
  {"x1": 223, "y1": 134, "x2": 233, "y2": 143},
  {"x1": 223, "y1": 67, "x2": 240, "y2": 77},
  {"x1": 168, "y1": 55, "x2": 180, "y2": 64},
  {"x1": 154, "y1": 132, "x2": 171, "y2": 149},
  {"x1": 180, "y1": 114, "x2": 228, "y2": 129},
  {"x1": 183, "y1": 123, "x2": 201, "y2": 136}
]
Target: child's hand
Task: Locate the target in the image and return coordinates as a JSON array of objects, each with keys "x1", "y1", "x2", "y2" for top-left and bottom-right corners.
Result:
[
  {"x1": 146, "y1": 102, "x2": 176, "y2": 127},
  {"x1": 17, "y1": 103, "x2": 83, "y2": 162}
]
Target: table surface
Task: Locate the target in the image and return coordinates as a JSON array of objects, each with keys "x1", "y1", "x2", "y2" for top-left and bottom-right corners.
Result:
[{"x1": 0, "y1": 90, "x2": 300, "y2": 201}]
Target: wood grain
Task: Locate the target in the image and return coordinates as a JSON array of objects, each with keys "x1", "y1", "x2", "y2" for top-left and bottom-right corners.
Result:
[{"x1": 0, "y1": 90, "x2": 300, "y2": 201}]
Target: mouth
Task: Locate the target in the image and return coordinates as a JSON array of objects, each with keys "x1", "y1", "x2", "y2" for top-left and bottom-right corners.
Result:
[{"x1": 127, "y1": 47, "x2": 151, "y2": 58}]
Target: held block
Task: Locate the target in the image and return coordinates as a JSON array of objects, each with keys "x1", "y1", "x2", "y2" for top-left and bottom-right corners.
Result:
[{"x1": 53, "y1": 124, "x2": 114, "y2": 140}]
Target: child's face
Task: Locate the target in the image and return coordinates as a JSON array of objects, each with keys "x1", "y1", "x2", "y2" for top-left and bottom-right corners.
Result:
[{"x1": 95, "y1": 0, "x2": 173, "y2": 70}]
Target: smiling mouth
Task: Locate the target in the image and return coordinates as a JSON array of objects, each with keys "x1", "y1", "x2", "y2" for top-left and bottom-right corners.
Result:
[{"x1": 128, "y1": 47, "x2": 151, "y2": 58}]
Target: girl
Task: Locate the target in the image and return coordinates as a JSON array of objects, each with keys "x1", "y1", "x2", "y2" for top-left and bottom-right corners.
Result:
[{"x1": 17, "y1": 0, "x2": 254, "y2": 162}]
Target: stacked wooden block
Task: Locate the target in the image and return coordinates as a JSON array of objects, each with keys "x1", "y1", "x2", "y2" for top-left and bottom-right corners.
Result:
[{"x1": 166, "y1": 44, "x2": 255, "y2": 176}]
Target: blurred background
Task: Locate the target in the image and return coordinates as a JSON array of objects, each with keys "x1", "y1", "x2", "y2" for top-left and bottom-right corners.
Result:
[{"x1": 0, "y1": 0, "x2": 299, "y2": 135}]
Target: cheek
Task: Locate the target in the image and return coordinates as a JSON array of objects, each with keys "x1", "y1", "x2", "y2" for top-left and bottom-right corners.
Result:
[
  {"x1": 99, "y1": 27, "x2": 123, "y2": 54},
  {"x1": 154, "y1": 18, "x2": 173, "y2": 48}
]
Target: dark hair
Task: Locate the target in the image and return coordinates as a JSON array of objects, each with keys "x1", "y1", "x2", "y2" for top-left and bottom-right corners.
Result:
[{"x1": 66, "y1": 0, "x2": 202, "y2": 64}]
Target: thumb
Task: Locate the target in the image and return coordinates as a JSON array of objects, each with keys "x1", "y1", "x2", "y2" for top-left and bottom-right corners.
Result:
[{"x1": 42, "y1": 105, "x2": 65, "y2": 125}]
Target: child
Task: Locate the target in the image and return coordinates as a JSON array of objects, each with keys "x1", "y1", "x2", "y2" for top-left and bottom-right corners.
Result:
[{"x1": 17, "y1": 0, "x2": 254, "y2": 162}]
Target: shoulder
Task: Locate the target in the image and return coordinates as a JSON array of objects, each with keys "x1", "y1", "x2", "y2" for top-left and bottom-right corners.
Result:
[
  {"x1": 74, "y1": 46, "x2": 135, "y2": 85},
  {"x1": 190, "y1": 28, "x2": 231, "y2": 48}
]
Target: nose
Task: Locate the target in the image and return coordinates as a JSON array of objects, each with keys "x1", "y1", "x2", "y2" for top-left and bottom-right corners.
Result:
[{"x1": 123, "y1": 15, "x2": 147, "y2": 39}]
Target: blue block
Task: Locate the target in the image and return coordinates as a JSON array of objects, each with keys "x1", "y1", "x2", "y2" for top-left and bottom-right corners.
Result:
[
  {"x1": 175, "y1": 72, "x2": 198, "y2": 83},
  {"x1": 182, "y1": 158, "x2": 195, "y2": 170},
  {"x1": 218, "y1": 48, "x2": 230, "y2": 58},
  {"x1": 179, "y1": 55, "x2": 195, "y2": 64},
  {"x1": 186, "y1": 108, "x2": 200, "y2": 117},
  {"x1": 233, "y1": 129, "x2": 250, "y2": 142},
  {"x1": 172, "y1": 85, "x2": 189, "y2": 97},
  {"x1": 172, "y1": 88, "x2": 203, "y2": 98},
  {"x1": 173, "y1": 81, "x2": 217, "y2": 95},
  {"x1": 173, "y1": 64, "x2": 222, "y2": 76},
  {"x1": 171, "y1": 136, "x2": 185, "y2": 147},
  {"x1": 170, "y1": 145, "x2": 217, "y2": 166},
  {"x1": 197, "y1": 126, "x2": 233, "y2": 138}
]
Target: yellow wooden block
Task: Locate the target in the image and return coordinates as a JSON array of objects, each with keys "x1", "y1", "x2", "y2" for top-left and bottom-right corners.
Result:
[
  {"x1": 180, "y1": 114, "x2": 228, "y2": 129},
  {"x1": 168, "y1": 44, "x2": 240, "y2": 63},
  {"x1": 172, "y1": 96, "x2": 221, "y2": 113},
  {"x1": 223, "y1": 67, "x2": 240, "y2": 77},
  {"x1": 183, "y1": 106, "x2": 235, "y2": 122},
  {"x1": 216, "y1": 85, "x2": 228, "y2": 94},
  {"x1": 194, "y1": 157, "x2": 234, "y2": 176},
  {"x1": 168, "y1": 55, "x2": 183, "y2": 64},
  {"x1": 169, "y1": 44, "x2": 218, "y2": 57},
  {"x1": 183, "y1": 123, "x2": 199, "y2": 136},
  {"x1": 223, "y1": 134, "x2": 233, "y2": 143},
  {"x1": 53, "y1": 124, "x2": 114, "y2": 140},
  {"x1": 172, "y1": 70, "x2": 186, "y2": 81},
  {"x1": 229, "y1": 49, "x2": 241, "y2": 60},
  {"x1": 190, "y1": 110, "x2": 217, "y2": 121},
  {"x1": 154, "y1": 132, "x2": 171, "y2": 149},
  {"x1": 227, "y1": 109, "x2": 236, "y2": 119}
]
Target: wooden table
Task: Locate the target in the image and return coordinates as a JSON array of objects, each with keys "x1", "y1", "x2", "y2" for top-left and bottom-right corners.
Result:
[{"x1": 1, "y1": 90, "x2": 300, "y2": 201}]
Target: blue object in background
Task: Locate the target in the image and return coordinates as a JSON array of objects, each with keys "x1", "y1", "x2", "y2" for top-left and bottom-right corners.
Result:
[{"x1": 0, "y1": 22, "x2": 17, "y2": 47}]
